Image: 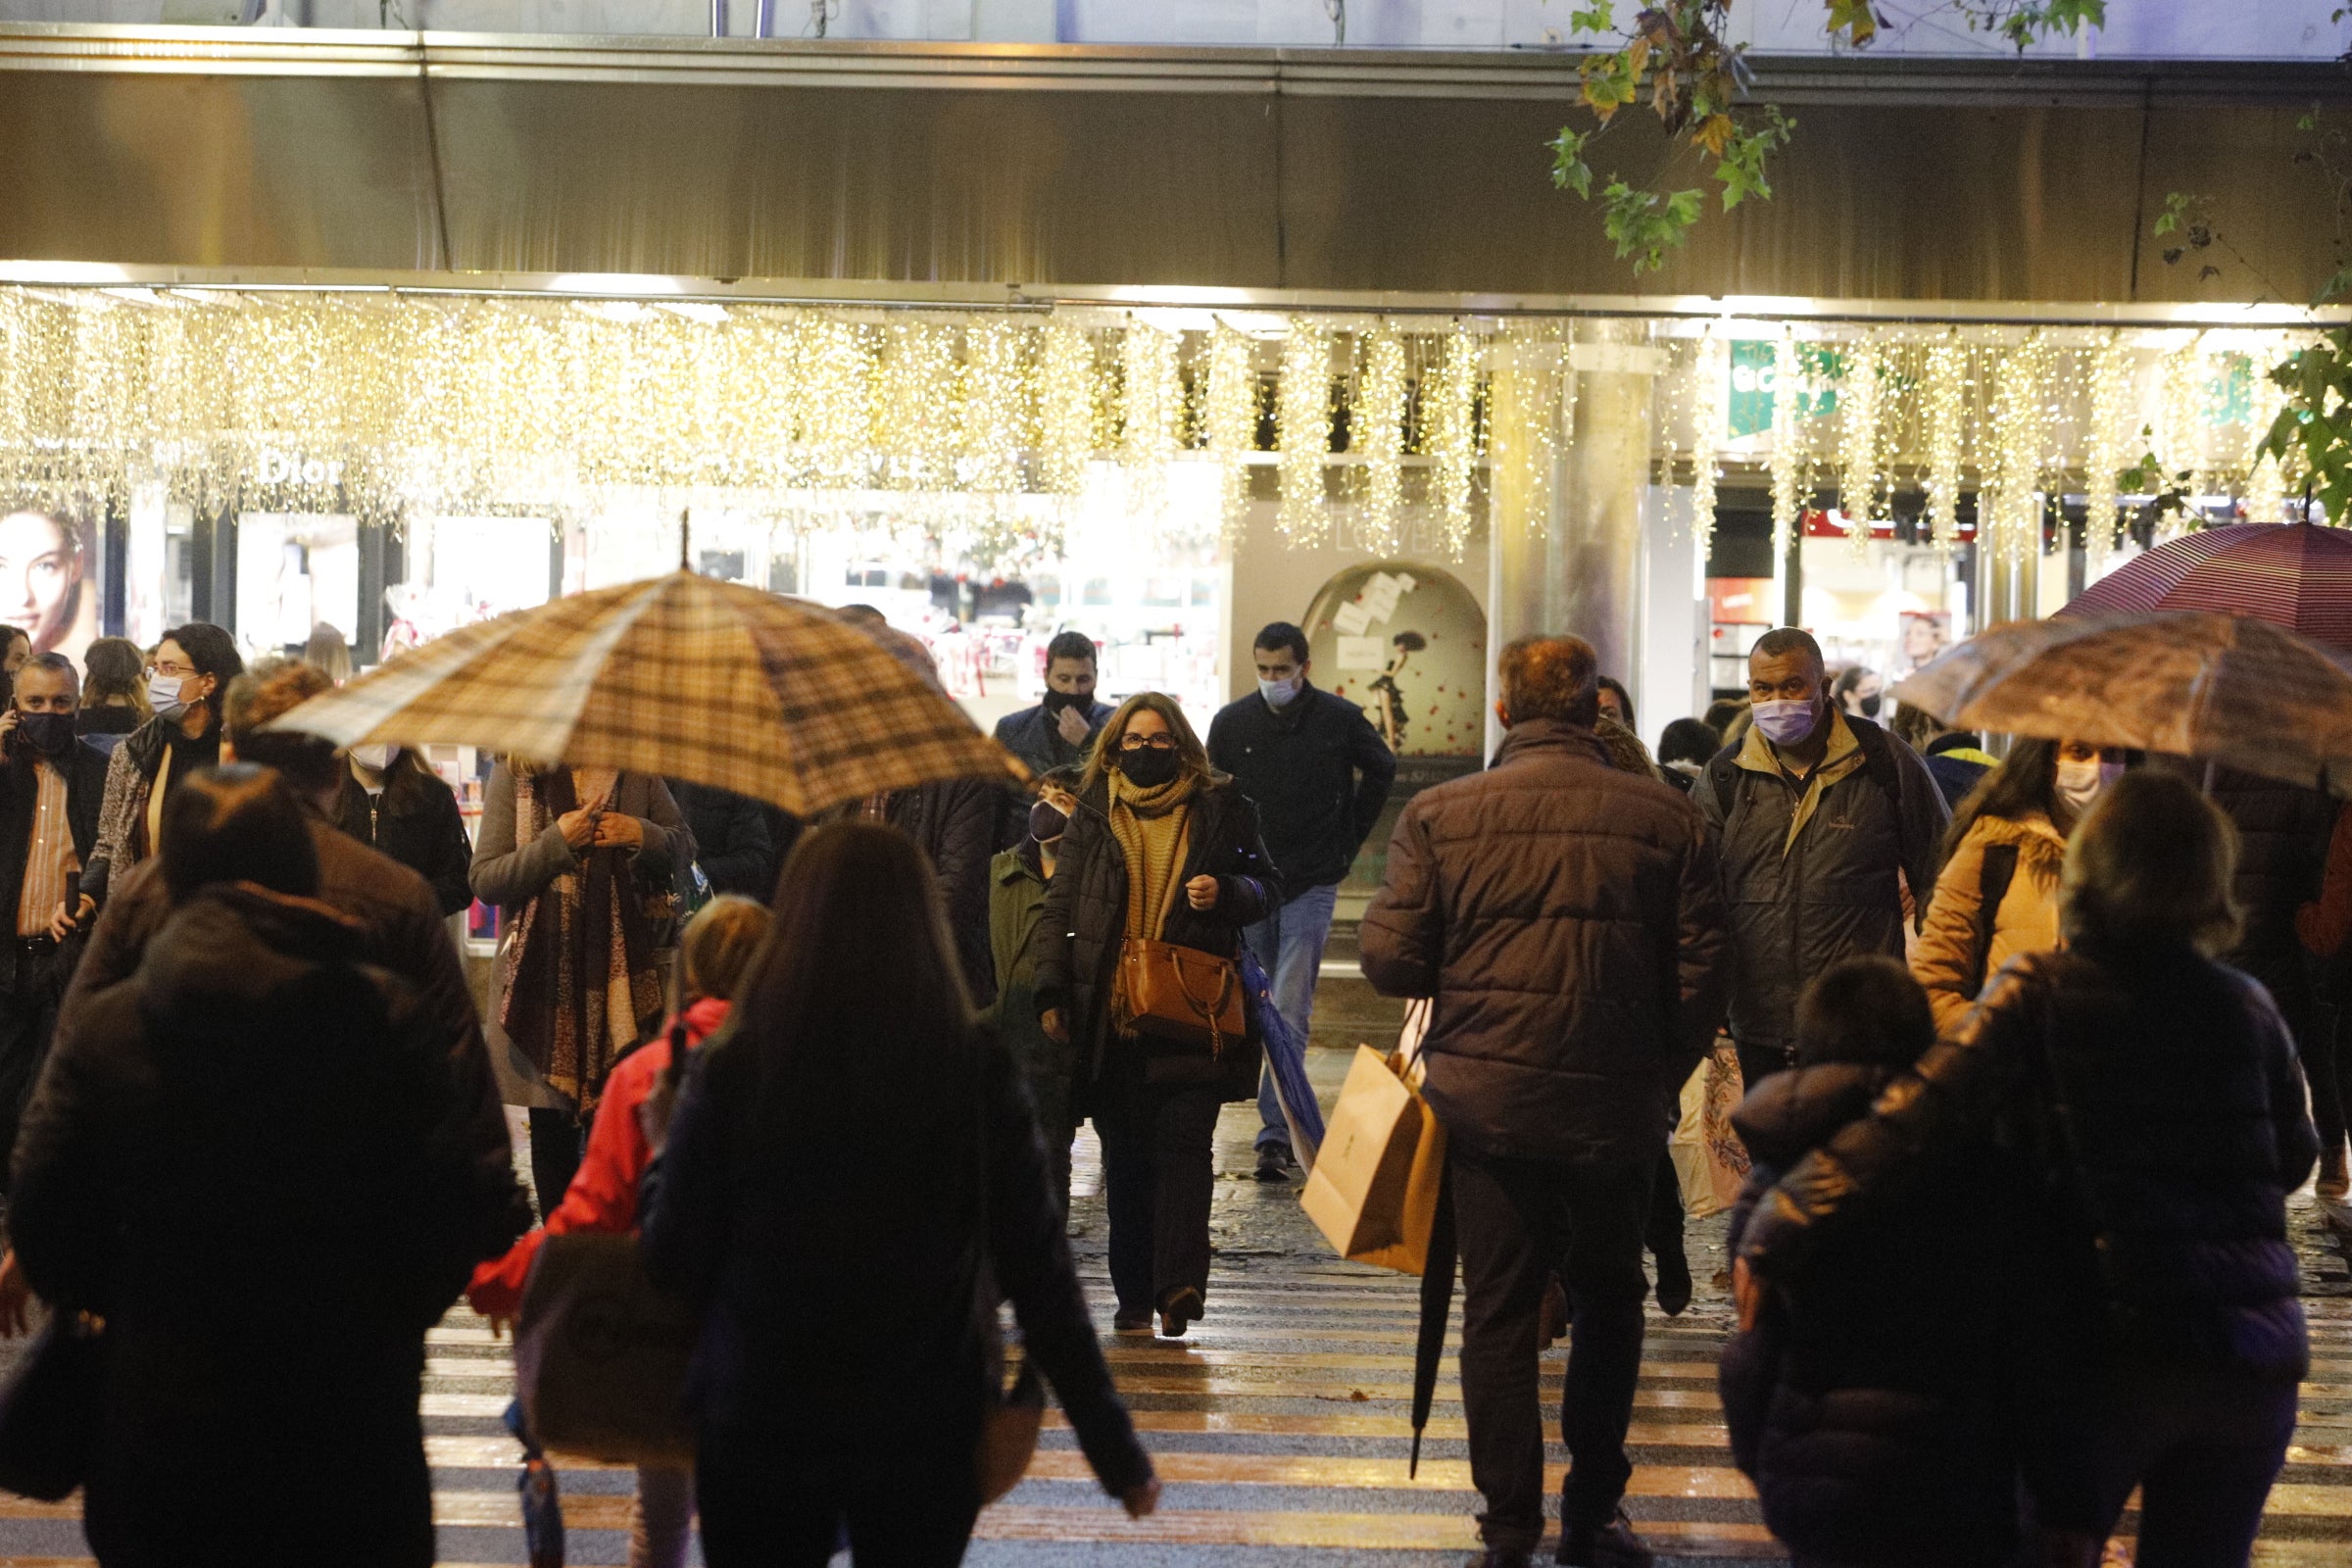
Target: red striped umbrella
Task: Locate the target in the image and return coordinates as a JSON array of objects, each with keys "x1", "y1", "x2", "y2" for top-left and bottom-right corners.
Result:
[{"x1": 2060, "y1": 520, "x2": 2352, "y2": 651}]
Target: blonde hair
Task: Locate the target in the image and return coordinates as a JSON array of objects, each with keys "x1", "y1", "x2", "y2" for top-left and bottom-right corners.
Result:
[
  {"x1": 2060, "y1": 770, "x2": 2242, "y2": 957},
  {"x1": 1079, "y1": 691, "x2": 1213, "y2": 797},
  {"x1": 682, "y1": 894, "x2": 775, "y2": 1003}
]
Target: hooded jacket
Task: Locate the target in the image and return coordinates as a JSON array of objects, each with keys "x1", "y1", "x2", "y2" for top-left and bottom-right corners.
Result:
[
  {"x1": 1740, "y1": 946, "x2": 2319, "y2": 1383},
  {"x1": 1720, "y1": 1063, "x2": 2018, "y2": 1568},
  {"x1": 1030, "y1": 773, "x2": 1276, "y2": 1102},
  {"x1": 12, "y1": 884, "x2": 492, "y2": 1566},
  {"x1": 1909, "y1": 810, "x2": 2067, "y2": 1030},
  {"x1": 1358, "y1": 717, "x2": 1729, "y2": 1164},
  {"x1": 1697, "y1": 710, "x2": 1949, "y2": 1054}
]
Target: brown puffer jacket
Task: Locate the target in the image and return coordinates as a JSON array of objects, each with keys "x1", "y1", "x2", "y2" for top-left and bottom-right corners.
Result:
[{"x1": 1358, "y1": 718, "x2": 1731, "y2": 1164}]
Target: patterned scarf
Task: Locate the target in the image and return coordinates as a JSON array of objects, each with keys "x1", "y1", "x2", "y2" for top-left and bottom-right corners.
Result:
[{"x1": 499, "y1": 765, "x2": 662, "y2": 1104}]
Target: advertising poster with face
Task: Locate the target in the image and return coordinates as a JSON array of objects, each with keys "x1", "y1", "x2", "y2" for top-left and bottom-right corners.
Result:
[
  {"x1": 1897, "y1": 611, "x2": 1952, "y2": 677},
  {"x1": 0, "y1": 508, "x2": 98, "y2": 668}
]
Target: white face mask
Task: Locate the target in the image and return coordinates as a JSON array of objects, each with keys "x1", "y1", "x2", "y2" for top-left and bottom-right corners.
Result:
[
  {"x1": 1750, "y1": 698, "x2": 1819, "y2": 748},
  {"x1": 349, "y1": 743, "x2": 395, "y2": 771},
  {"x1": 1258, "y1": 674, "x2": 1303, "y2": 709},
  {"x1": 145, "y1": 672, "x2": 183, "y2": 712},
  {"x1": 2054, "y1": 757, "x2": 2126, "y2": 815}
]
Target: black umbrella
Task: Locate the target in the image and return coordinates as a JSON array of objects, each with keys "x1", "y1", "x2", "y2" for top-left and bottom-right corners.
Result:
[{"x1": 1408, "y1": 1163, "x2": 1458, "y2": 1478}]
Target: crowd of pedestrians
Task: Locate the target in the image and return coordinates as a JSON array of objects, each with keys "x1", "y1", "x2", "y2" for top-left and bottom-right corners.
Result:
[{"x1": 0, "y1": 610, "x2": 2334, "y2": 1568}]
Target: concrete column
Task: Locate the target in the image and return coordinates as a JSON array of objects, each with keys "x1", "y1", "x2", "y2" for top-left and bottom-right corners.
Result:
[{"x1": 1484, "y1": 321, "x2": 1660, "y2": 756}]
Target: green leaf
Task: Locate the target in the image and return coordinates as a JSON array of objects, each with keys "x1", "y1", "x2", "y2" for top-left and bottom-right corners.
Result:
[
  {"x1": 1549, "y1": 126, "x2": 1594, "y2": 199},
  {"x1": 1826, "y1": 0, "x2": 1881, "y2": 45},
  {"x1": 2154, "y1": 192, "x2": 2193, "y2": 237},
  {"x1": 2317, "y1": 264, "x2": 2352, "y2": 306},
  {"x1": 1568, "y1": 1, "x2": 1616, "y2": 34},
  {"x1": 1600, "y1": 180, "x2": 1703, "y2": 273}
]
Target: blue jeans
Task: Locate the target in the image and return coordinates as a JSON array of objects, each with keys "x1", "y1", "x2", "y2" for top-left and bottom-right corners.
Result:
[{"x1": 1243, "y1": 880, "x2": 1339, "y2": 1151}]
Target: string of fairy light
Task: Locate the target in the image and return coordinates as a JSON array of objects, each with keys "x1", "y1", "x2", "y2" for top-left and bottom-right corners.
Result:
[{"x1": 0, "y1": 286, "x2": 2320, "y2": 575}]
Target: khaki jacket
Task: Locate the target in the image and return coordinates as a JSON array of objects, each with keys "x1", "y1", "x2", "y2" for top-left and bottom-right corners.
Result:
[{"x1": 1910, "y1": 810, "x2": 2067, "y2": 1030}]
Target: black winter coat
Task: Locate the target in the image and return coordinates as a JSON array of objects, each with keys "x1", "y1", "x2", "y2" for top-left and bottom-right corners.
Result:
[
  {"x1": 1205, "y1": 683, "x2": 1396, "y2": 891},
  {"x1": 1358, "y1": 719, "x2": 1729, "y2": 1164},
  {"x1": 885, "y1": 778, "x2": 1000, "y2": 1009},
  {"x1": 1030, "y1": 774, "x2": 1276, "y2": 1102},
  {"x1": 639, "y1": 1018, "x2": 1152, "y2": 1495},
  {"x1": 1721, "y1": 1064, "x2": 2018, "y2": 1568},
  {"x1": 1740, "y1": 945, "x2": 2320, "y2": 1384},
  {"x1": 0, "y1": 738, "x2": 108, "y2": 992},
  {"x1": 332, "y1": 761, "x2": 476, "y2": 917},
  {"x1": 667, "y1": 779, "x2": 779, "y2": 901},
  {"x1": 12, "y1": 885, "x2": 494, "y2": 1567},
  {"x1": 2167, "y1": 760, "x2": 2336, "y2": 1026}
]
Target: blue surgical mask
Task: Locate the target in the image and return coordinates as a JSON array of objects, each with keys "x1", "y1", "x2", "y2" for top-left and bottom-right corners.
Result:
[
  {"x1": 145, "y1": 672, "x2": 183, "y2": 712},
  {"x1": 1751, "y1": 698, "x2": 1819, "y2": 748},
  {"x1": 1258, "y1": 675, "x2": 1303, "y2": 709}
]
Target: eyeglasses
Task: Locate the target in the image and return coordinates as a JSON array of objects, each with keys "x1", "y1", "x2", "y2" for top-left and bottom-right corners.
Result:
[
  {"x1": 146, "y1": 662, "x2": 198, "y2": 679},
  {"x1": 1119, "y1": 735, "x2": 1178, "y2": 752}
]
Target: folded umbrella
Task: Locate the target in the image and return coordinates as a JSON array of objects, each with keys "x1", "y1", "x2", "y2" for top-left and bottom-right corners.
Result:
[
  {"x1": 270, "y1": 570, "x2": 1024, "y2": 815},
  {"x1": 1892, "y1": 611, "x2": 2352, "y2": 793}
]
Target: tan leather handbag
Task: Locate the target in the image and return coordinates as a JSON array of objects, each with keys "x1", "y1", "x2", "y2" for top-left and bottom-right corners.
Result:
[{"x1": 1116, "y1": 866, "x2": 1249, "y2": 1056}]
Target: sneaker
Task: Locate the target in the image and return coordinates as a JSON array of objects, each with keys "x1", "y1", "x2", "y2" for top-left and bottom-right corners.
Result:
[
  {"x1": 1111, "y1": 1312, "x2": 1153, "y2": 1336},
  {"x1": 1254, "y1": 1142, "x2": 1295, "y2": 1182},
  {"x1": 1654, "y1": 1249, "x2": 1692, "y2": 1317},
  {"x1": 1157, "y1": 1286, "x2": 1203, "y2": 1339},
  {"x1": 1557, "y1": 1511, "x2": 1653, "y2": 1568}
]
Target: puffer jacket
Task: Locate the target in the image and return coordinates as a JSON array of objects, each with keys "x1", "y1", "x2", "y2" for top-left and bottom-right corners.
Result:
[
  {"x1": 1030, "y1": 774, "x2": 1276, "y2": 1102},
  {"x1": 1721, "y1": 1064, "x2": 2018, "y2": 1568},
  {"x1": 1697, "y1": 710, "x2": 1948, "y2": 1056},
  {"x1": 883, "y1": 778, "x2": 1000, "y2": 1009},
  {"x1": 1910, "y1": 810, "x2": 2066, "y2": 1030},
  {"x1": 1740, "y1": 945, "x2": 2320, "y2": 1382},
  {"x1": 2172, "y1": 760, "x2": 2336, "y2": 1026},
  {"x1": 1358, "y1": 718, "x2": 1729, "y2": 1164}
]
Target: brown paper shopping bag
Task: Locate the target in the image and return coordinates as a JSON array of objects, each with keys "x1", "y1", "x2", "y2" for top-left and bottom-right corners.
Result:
[{"x1": 1300, "y1": 1002, "x2": 1448, "y2": 1275}]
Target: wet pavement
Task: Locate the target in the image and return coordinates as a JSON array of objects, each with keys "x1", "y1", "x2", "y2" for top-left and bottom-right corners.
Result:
[{"x1": 0, "y1": 1042, "x2": 2347, "y2": 1565}]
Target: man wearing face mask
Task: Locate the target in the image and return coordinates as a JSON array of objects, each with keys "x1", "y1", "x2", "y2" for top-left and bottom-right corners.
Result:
[
  {"x1": 1207, "y1": 621, "x2": 1396, "y2": 1180},
  {"x1": 993, "y1": 631, "x2": 1115, "y2": 847},
  {"x1": 1699, "y1": 629, "x2": 1948, "y2": 1093},
  {"x1": 0, "y1": 654, "x2": 109, "y2": 1185},
  {"x1": 332, "y1": 740, "x2": 477, "y2": 917}
]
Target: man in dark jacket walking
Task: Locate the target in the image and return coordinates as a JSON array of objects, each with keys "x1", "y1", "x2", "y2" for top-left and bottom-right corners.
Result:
[
  {"x1": 993, "y1": 629, "x2": 1114, "y2": 849},
  {"x1": 1360, "y1": 635, "x2": 1728, "y2": 1568},
  {"x1": 666, "y1": 778, "x2": 779, "y2": 901},
  {"x1": 1207, "y1": 621, "x2": 1395, "y2": 1178},
  {"x1": 1699, "y1": 627, "x2": 1947, "y2": 1092}
]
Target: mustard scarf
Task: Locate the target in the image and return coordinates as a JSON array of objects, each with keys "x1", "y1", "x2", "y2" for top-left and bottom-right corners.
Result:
[{"x1": 1106, "y1": 768, "x2": 1196, "y2": 944}]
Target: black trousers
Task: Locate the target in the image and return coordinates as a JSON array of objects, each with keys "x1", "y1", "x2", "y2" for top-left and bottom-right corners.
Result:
[
  {"x1": 1453, "y1": 1148, "x2": 1655, "y2": 1551},
  {"x1": 2304, "y1": 982, "x2": 2352, "y2": 1157},
  {"x1": 526, "y1": 1105, "x2": 586, "y2": 1224},
  {"x1": 697, "y1": 1432, "x2": 980, "y2": 1568},
  {"x1": 1096, "y1": 1085, "x2": 1223, "y2": 1317},
  {"x1": 0, "y1": 940, "x2": 69, "y2": 1192},
  {"x1": 1644, "y1": 1150, "x2": 1685, "y2": 1262}
]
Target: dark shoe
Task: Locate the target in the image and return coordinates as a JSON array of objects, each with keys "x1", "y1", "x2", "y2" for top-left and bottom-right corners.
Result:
[
  {"x1": 1254, "y1": 1142, "x2": 1295, "y2": 1181},
  {"x1": 1157, "y1": 1286, "x2": 1203, "y2": 1339},
  {"x1": 2319, "y1": 1141, "x2": 2349, "y2": 1200},
  {"x1": 1558, "y1": 1511, "x2": 1652, "y2": 1568},
  {"x1": 1654, "y1": 1250, "x2": 1692, "y2": 1317},
  {"x1": 1111, "y1": 1312, "x2": 1153, "y2": 1336}
]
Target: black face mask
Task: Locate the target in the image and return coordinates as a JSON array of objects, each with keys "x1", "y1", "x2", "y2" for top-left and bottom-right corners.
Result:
[
  {"x1": 1041, "y1": 688, "x2": 1092, "y2": 717},
  {"x1": 1116, "y1": 747, "x2": 1181, "y2": 788},
  {"x1": 14, "y1": 710, "x2": 74, "y2": 760},
  {"x1": 1858, "y1": 693, "x2": 1882, "y2": 719},
  {"x1": 1029, "y1": 800, "x2": 1067, "y2": 844}
]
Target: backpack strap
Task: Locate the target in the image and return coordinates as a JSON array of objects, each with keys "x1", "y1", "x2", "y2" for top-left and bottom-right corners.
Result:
[
  {"x1": 1707, "y1": 742, "x2": 1745, "y2": 821},
  {"x1": 1967, "y1": 841, "x2": 2021, "y2": 998},
  {"x1": 1844, "y1": 714, "x2": 1903, "y2": 810}
]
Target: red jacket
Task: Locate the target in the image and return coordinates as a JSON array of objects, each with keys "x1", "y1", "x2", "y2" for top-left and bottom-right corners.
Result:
[{"x1": 466, "y1": 996, "x2": 730, "y2": 1321}]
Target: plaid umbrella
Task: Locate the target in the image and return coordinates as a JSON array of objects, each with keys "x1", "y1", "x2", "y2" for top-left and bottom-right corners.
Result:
[
  {"x1": 2060, "y1": 520, "x2": 2352, "y2": 651},
  {"x1": 270, "y1": 571, "x2": 1025, "y2": 815},
  {"x1": 1892, "y1": 610, "x2": 2352, "y2": 792}
]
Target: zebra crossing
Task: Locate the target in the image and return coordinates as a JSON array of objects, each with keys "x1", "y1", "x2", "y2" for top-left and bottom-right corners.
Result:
[{"x1": 0, "y1": 1067, "x2": 2347, "y2": 1564}]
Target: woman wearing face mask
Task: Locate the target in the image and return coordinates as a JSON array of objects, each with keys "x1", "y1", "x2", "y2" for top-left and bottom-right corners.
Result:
[
  {"x1": 1033, "y1": 694, "x2": 1277, "y2": 1339},
  {"x1": 334, "y1": 741, "x2": 476, "y2": 917},
  {"x1": 80, "y1": 622, "x2": 244, "y2": 908},
  {"x1": 990, "y1": 763, "x2": 1086, "y2": 1217},
  {"x1": 1911, "y1": 738, "x2": 2128, "y2": 1029},
  {"x1": 1835, "y1": 666, "x2": 1885, "y2": 721}
]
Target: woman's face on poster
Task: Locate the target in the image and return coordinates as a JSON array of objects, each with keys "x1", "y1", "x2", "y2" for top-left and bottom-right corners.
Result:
[{"x1": 0, "y1": 511, "x2": 79, "y2": 655}]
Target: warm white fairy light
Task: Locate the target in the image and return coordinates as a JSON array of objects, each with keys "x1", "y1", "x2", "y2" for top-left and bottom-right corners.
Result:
[
  {"x1": 1355, "y1": 324, "x2": 1408, "y2": 557},
  {"x1": 1200, "y1": 323, "x2": 1259, "y2": 547},
  {"x1": 1119, "y1": 319, "x2": 1183, "y2": 526},
  {"x1": 1277, "y1": 318, "x2": 1335, "y2": 547},
  {"x1": 2240, "y1": 334, "x2": 2289, "y2": 525},
  {"x1": 1982, "y1": 334, "x2": 2054, "y2": 563},
  {"x1": 1423, "y1": 330, "x2": 1483, "y2": 563},
  {"x1": 1689, "y1": 333, "x2": 1725, "y2": 555},
  {"x1": 2082, "y1": 335, "x2": 2132, "y2": 577},
  {"x1": 1036, "y1": 319, "x2": 1096, "y2": 498},
  {"x1": 1769, "y1": 334, "x2": 1804, "y2": 576},
  {"x1": 1836, "y1": 332, "x2": 1885, "y2": 552},
  {"x1": 1921, "y1": 336, "x2": 1967, "y2": 551}
]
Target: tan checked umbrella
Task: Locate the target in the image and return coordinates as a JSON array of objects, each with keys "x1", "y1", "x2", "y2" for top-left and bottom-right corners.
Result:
[
  {"x1": 1892, "y1": 610, "x2": 2352, "y2": 792},
  {"x1": 270, "y1": 570, "x2": 1025, "y2": 814}
]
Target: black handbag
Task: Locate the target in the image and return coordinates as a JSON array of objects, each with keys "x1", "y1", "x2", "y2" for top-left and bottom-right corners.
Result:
[{"x1": 0, "y1": 1312, "x2": 103, "y2": 1501}]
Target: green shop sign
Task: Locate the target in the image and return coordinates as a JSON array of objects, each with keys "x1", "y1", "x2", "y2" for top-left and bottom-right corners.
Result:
[{"x1": 1726, "y1": 340, "x2": 1843, "y2": 439}]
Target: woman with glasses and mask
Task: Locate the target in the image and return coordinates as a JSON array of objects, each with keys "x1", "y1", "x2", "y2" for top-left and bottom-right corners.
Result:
[
  {"x1": 1034, "y1": 693, "x2": 1278, "y2": 1339},
  {"x1": 80, "y1": 622, "x2": 244, "y2": 909}
]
